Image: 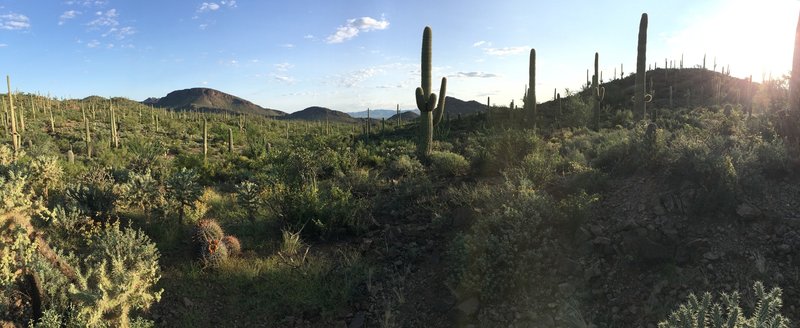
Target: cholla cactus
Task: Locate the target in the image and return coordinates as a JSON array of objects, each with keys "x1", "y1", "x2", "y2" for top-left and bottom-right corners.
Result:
[
  {"x1": 114, "y1": 169, "x2": 164, "y2": 220},
  {"x1": 166, "y1": 167, "x2": 202, "y2": 224},
  {"x1": 658, "y1": 281, "x2": 789, "y2": 328},
  {"x1": 0, "y1": 169, "x2": 32, "y2": 213},
  {"x1": 27, "y1": 155, "x2": 63, "y2": 200},
  {"x1": 69, "y1": 223, "x2": 163, "y2": 328},
  {"x1": 236, "y1": 180, "x2": 261, "y2": 224}
]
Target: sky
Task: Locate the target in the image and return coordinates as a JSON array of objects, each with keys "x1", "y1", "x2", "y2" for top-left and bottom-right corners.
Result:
[{"x1": 0, "y1": 0, "x2": 798, "y2": 113}]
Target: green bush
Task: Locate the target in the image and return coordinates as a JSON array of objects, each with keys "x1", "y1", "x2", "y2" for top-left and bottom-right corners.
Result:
[
  {"x1": 387, "y1": 154, "x2": 423, "y2": 178},
  {"x1": 428, "y1": 151, "x2": 469, "y2": 177}
]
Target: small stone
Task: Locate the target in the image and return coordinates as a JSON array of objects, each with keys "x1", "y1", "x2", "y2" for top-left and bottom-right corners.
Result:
[
  {"x1": 558, "y1": 282, "x2": 575, "y2": 297},
  {"x1": 736, "y1": 203, "x2": 762, "y2": 219},
  {"x1": 703, "y1": 252, "x2": 719, "y2": 261},
  {"x1": 182, "y1": 297, "x2": 193, "y2": 307}
]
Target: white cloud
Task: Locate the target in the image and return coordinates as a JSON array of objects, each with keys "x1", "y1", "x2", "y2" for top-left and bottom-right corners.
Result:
[
  {"x1": 303, "y1": 34, "x2": 314, "y2": 39},
  {"x1": 337, "y1": 67, "x2": 383, "y2": 87},
  {"x1": 0, "y1": 13, "x2": 30, "y2": 30},
  {"x1": 449, "y1": 71, "x2": 498, "y2": 78},
  {"x1": 59, "y1": 10, "x2": 81, "y2": 25},
  {"x1": 220, "y1": 0, "x2": 237, "y2": 8},
  {"x1": 280, "y1": 43, "x2": 294, "y2": 48},
  {"x1": 198, "y1": 2, "x2": 220, "y2": 12},
  {"x1": 198, "y1": 23, "x2": 208, "y2": 30},
  {"x1": 472, "y1": 40, "x2": 487, "y2": 47},
  {"x1": 272, "y1": 74, "x2": 294, "y2": 84},
  {"x1": 274, "y1": 62, "x2": 293, "y2": 71},
  {"x1": 102, "y1": 26, "x2": 135, "y2": 39},
  {"x1": 0, "y1": 44, "x2": 7, "y2": 47},
  {"x1": 326, "y1": 16, "x2": 389, "y2": 44},
  {"x1": 484, "y1": 46, "x2": 528, "y2": 56},
  {"x1": 65, "y1": 0, "x2": 107, "y2": 6},
  {"x1": 87, "y1": 9, "x2": 118, "y2": 27},
  {"x1": 87, "y1": 39, "x2": 100, "y2": 48}
]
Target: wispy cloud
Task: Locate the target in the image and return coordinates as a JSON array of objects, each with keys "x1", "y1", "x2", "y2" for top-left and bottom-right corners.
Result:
[
  {"x1": 87, "y1": 9, "x2": 118, "y2": 27},
  {"x1": 65, "y1": 0, "x2": 107, "y2": 6},
  {"x1": 0, "y1": 13, "x2": 30, "y2": 30},
  {"x1": 472, "y1": 40, "x2": 488, "y2": 47},
  {"x1": 303, "y1": 34, "x2": 314, "y2": 40},
  {"x1": 279, "y1": 43, "x2": 294, "y2": 48},
  {"x1": 197, "y1": 1, "x2": 236, "y2": 13},
  {"x1": 272, "y1": 74, "x2": 294, "y2": 84},
  {"x1": 449, "y1": 71, "x2": 498, "y2": 78},
  {"x1": 59, "y1": 10, "x2": 81, "y2": 25},
  {"x1": 326, "y1": 16, "x2": 389, "y2": 44},
  {"x1": 484, "y1": 46, "x2": 528, "y2": 56},
  {"x1": 102, "y1": 26, "x2": 135, "y2": 39},
  {"x1": 274, "y1": 62, "x2": 294, "y2": 71},
  {"x1": 87, "y1": 39, "x2": 100, "y2": 48},
  {"x1": 0, "y1": 44, "x2": 7, "y2": 48},
  {"x1": 336, "y1": 67, "x2": 383, "y2": 87}
]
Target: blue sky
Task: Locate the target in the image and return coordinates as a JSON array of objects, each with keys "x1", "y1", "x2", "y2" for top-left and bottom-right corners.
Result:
[{"x1": 0, "y1": 0, "x2": 797, "y2": 113}]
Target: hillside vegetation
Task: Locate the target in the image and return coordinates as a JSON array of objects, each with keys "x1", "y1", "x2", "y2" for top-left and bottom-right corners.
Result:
[{"x1": 2, "y1": 18, "x2": 800, "y2": 328}]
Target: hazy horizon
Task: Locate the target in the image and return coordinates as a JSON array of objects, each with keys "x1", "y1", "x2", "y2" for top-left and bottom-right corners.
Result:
[{"x1": 0, "y1": 0, "x2": 797, "y2": 113}]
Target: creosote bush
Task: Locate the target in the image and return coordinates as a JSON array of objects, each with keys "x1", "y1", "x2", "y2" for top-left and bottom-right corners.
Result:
[{"x1": 428, "y1": 150, "x2": 469, "y2": 177}]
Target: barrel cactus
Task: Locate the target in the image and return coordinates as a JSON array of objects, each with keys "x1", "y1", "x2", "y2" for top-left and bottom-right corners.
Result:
[
  {"x1": 222, "y1": 235, "x2": 241, "y2": 257},
  {"x1": 200, "y1": 239, "x2": 229, "y2": 268},
  {"x1": 193, "y1": 219, "x2": 224, "y2": 246}
]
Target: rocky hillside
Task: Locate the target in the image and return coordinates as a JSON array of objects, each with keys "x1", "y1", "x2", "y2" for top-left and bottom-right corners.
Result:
[
  {"x1": 286, "y1": 106, "x2": 359, "y2": 123},
  {"x1": 150, "y1": 88, "x2": 285, "y2": 117}
]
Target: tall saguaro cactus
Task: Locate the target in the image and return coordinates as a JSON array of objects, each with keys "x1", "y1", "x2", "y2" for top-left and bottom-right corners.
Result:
[
  {"x1": 635, "y1": 13, "x2": 648, "y2": 119},
  {"x1": 789, "y1": 10, "x2": 800, "y2": 122},
  {"x1": 592, "y1": 52, "x2": 605, "y2": 130},
  {"x1": 6, "y1": 76, "x2": 19, "y2": 153},
  {"x1": 203, "y1": 118, "x2": 208, "y2": 160},
  {"x1": 415, "y1": 26, "x2": 447, "y2": 158},
  {"x1": 527, "y1": 49, "x2": 537, "y2": 126}
]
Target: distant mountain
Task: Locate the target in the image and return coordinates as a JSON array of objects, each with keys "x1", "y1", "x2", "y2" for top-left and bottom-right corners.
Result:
[
  {"x1": 142, "y1": 97, "x2": 160, "y2": 105},
  {"x1": 152, "y1": 88, "x2": 285, "y2": 117},
  {"x1": 286, "y1": 106, "x2": 359, "y2": 123},
  {"x1": 443, "y1": 96, "x2": 488, "y2": 116},
  {"x1": 388, "y1": 111, "x2": 420, "y2": 121},
  {"x1": 350, "y1": 109, "x2": 416, "y2": 119}
]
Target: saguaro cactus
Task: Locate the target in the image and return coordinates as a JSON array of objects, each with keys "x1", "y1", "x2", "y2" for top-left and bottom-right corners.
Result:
[
  {"x1": 203, "y1": 118, "x2": 208, "y2": 160},
  {"x1": 789, "y1": 10, "x2": 800, "y2": 120},
  {"x1": 415, "y1": 26, "x2": 447, "y2": 158},
  {"x1": 82, "y1": 106, "x2": 92, "y2": 158},
  {"x1": 635, "y1": 13, "x2": 648, "y2": 119},
  {"x1": 592, "y1": 52, "x2": 605, "y2": 131},
  {"x1": 110, "y1": 103, "x2": 119, "y2": 148},
  {"x1": 6, "y1": 76, "x2": 19, "y2": 153},
  {"x1": 527, "y1": 49, "x2": 537, "y2": 126},
  {"x1": 228, "y1": 128, "x2": 233, "y2": 153}
]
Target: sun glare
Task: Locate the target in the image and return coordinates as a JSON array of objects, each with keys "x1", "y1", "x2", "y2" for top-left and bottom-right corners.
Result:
[{"x1": 667, "y1": 0, "x2": 799, "y2": 81}]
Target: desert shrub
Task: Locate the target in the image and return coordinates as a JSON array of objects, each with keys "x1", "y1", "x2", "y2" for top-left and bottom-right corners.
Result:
[
  {"x1": 113, "y1": 169, "x2": 165, "y2": 219},
  {"x1": 0, "y1": 169, "x2": 32, "y2": 212},
  {"x1": 658, "y1": 281, "x2": 789, "y2": 328},
  {"x1": 264, "y1": 182, "x2": 369, "y2": 240},
  {"x1": 446, "y1": 177, "x2": 597, "y2": 326},
  {"x1": 25, "y1": 155, "x2": 63, "y2": 200},
  {"x1": 387, "y1": 154, "x2": 423, "y2": 178},
  {"x1": 428, "y1": 151, "x2": 469, "y2": 177},
  {"x1": 65, "y1": 169, "x2": 117, "y2": 220}
]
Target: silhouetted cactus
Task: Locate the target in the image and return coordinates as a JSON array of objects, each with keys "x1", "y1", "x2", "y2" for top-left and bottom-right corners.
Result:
[
  {"x1": 635, "y1": 13, "x2": 648, "y2": 119},
  {"x1": 592, "y1": 52, "x2": 605, "y2": 131},
  {"x1": 526, "y1": 49, "x2": 536, "y2": 126},
  {"x1": 415, "y1": 26, "x2": 447, "y2": 158}
]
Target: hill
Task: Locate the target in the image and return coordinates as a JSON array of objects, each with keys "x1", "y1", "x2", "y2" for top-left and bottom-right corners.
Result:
[
  {"x1": 285, "y1": 106, "x2": 359, "y2": 123},
  {"x1": 388, "y1": 111, "x2": 420, "y2": 121},
  {"x1": 444, "y1": 96, "x2": 489, "y2": 117},
  {"x1": 350, "y1": 109, "x2": 413, "y2": 119},
  {"x1": 151, "y1": 88, "x2": 285, "y2": 117}
]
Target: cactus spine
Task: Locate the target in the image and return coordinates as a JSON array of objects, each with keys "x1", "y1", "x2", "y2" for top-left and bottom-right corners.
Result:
[
  {"x1": 635, "y1": 13, "x2": 648, "y2": 119},
  {"x1": 527, "y1": 49, "x2": 537, "y2": 126},
  {"x1": 592, "y1": 52, "x2": 605, "y2": 131},
  {"x1": 415, "y1": 26, "x2": 447, "y2": 158},
  {"x1": 6, "y1": 76, "x2": 19, "y2": 153}
]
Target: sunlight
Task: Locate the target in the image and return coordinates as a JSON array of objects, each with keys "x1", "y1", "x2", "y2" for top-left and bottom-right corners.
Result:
[{"x1": 666, "y1": 0, "x2": 799, "y2": 81}]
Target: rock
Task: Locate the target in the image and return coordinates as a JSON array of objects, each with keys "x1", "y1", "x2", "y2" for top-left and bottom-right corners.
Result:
[
  {"x1": 558, "y1": 282, "x2": 575, "y2": 297},
  {"x1": 348, "y1": 311, "x2": 365, "y2": 328},
  {"x1": 457, "y1": 297, "x2": 480, "y2": 316},
  {"x1": 183, "y1": 297, "x2": 193, "y2": 307},
  {"x1": 736, "y1": 203, "x2": 762, "y2": 219},
  {"x1": 703, "y1": 252, "x2": 719, "y2": 261}
]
